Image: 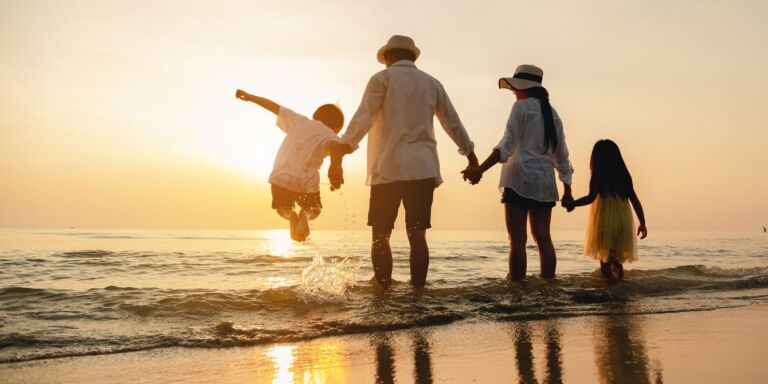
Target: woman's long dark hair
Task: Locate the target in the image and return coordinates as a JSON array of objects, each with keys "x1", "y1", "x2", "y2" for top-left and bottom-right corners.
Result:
[
  {"x1": 525, "y1": 86, "x2": 557, "y2": 154},
  {"x1": 590, "y1": 139, "x2": 634, "y2": 198}
]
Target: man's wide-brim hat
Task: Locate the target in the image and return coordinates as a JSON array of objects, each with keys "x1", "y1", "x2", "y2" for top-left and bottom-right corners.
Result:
[
  {"x1": 499, "y1": 64, "x2": 544, "y2": 90},
  {"x1": 377, "y1": 35, "x2": 420, "y2": 64}
]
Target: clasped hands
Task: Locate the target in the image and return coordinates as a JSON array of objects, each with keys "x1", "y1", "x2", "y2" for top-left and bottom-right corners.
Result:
[
  {"x1": 461, "y1": 164, "x2": 482, "y2": 185},
  {"x1": 561, "y1": 195, "x2": 575, "y2": 212}
]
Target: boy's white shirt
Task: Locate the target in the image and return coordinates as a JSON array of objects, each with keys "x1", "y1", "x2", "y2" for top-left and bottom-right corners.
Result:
[{"x1": 269, "y1": 107, "x2": 338, "y2": 193}]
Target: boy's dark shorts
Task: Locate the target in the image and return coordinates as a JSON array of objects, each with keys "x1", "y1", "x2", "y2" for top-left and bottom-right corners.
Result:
[
  {"x1": 368, "y1": 178, "x2": 435, "y2": 231},
  {"x1": 501, "y1": 188, "x2": 556, "y2": 210},
  {"x1": 271, "y1": 184, "x2": 322, "y2": 211}
]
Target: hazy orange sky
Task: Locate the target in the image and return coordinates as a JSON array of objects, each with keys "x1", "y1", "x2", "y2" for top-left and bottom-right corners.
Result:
[{"x1": 1, "y1": 0, "x2": 766, "y2": 231}]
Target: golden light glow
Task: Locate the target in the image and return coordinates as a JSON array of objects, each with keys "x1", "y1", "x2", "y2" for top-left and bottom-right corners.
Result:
[
  {"x1": 265, "y1": 276, "x2": 293, "y2": 289},
  {"x1": 265, "y1": 230, "x2": 294, "y2": 257},
  {"x1": 2, "y1": 2, "x2": 767, "y2": 230},
  {"x1": 265, "y1": 345, "x2": 297, "y2": 384},
  {"x1": 263, "y1": 340, "x2": 348, "y2": 384}
]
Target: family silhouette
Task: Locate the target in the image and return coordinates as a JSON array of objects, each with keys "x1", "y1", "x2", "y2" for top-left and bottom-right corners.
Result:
[{"x1": 237, "y1": 34, "x2": 647, "y2": 287}]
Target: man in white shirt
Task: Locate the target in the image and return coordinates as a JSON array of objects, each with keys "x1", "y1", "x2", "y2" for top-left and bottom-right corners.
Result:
[{"x1": 329, "y1": 35, "x2": 478, "y2": 289}]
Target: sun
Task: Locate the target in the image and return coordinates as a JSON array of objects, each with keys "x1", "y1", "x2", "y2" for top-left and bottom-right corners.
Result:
[{"x1": 194, "y1": 102, "x2": 285, "y2": 178}]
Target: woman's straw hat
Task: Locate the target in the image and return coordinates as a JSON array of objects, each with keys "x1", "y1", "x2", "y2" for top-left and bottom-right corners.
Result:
[
  {"x1": 499, "y1": 64, "x2": 544, "y2": 90},
  {"x1": 377, "y1": 35, "x2": 421, "y2": 64}
]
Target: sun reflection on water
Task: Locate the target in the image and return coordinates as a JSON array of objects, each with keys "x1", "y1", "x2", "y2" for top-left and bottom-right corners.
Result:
[
  {"x1": 266, "y1": 345, "x2": 297, "y2": 384},
  {"x1": 265, "y1": 229, "x2": 294, "y2": 257},
  {"x1": 263, "y1": 340, "x2": 349, "y2": 384}
]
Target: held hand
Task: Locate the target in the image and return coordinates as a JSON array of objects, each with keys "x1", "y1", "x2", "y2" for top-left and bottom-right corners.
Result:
[
  {"x1": 637, "y1": 224, "x2": 648, "y2": 239},
  {"x1": 235, "y1": 89, "x2": 249, "y2": 101},
  {"x1": 461, "y1": 166, "x2": 482, "y2": 185},
  {"x1": 328, "y1": 163, "x2": 344, "y2": 191},
  {"x1": 561, "y1": 195, "x2": 575, "y2": 212}
]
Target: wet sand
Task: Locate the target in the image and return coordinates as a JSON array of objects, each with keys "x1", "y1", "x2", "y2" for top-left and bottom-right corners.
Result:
[{"x1": 3, "y1": 303, "x2": 767, "y2": 383}]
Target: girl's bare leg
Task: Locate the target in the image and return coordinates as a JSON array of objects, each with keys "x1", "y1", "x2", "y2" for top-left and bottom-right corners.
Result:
[
  {"x1": 529, "y1": 207, "x2": 557, "y2": 279},
  {"x1": 505, "y1": 204, "x2": 529, "y2": 281},
  {"x1": 600, "y1": 249, "x2": 623, "y2": 281}
]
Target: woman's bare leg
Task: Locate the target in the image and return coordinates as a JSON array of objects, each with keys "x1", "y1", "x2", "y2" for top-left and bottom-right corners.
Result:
[
  {"x1": 530, "y1": 207, "x2": 557, "y2": 279},
  {"x1": 505, "y1": 204, "x2": 529, "y2": 281}
]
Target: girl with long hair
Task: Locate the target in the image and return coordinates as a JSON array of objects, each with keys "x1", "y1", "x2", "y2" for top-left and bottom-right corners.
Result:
[{"x1": 565, "y1": 139, "x2": 647, "y2": 281}]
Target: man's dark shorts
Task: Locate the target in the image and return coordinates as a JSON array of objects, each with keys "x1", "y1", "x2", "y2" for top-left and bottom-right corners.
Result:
[
  {"x1": 271, "y1": 183, "x2": 322, "y2": 211},
  {"x1": 501, "y1": 187, "x2": 556, "y2": 210},
  {"x1": 368, "y1": 178, "x2": 435, "y2": 231}
]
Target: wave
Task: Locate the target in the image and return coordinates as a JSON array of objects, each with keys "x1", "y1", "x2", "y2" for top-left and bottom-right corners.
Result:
[
  {"x1": 3, "y1": 265, "x2": 768, "y2": 315},
  {"x1": 2, "y1": 265, "x2": 767, "y2": 364},
  {"x1": 224, "y1": 255, "x2": 313, "y2": 264}
]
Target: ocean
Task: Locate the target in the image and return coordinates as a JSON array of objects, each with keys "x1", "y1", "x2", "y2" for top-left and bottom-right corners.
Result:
[{"x1": 1, "y1": 228, "x2": 767, "y2": 364}]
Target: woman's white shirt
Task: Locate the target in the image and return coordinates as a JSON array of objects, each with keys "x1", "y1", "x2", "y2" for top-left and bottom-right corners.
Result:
[{"x1": 494, "y1": 98, "x2": 573, "y2": 202}]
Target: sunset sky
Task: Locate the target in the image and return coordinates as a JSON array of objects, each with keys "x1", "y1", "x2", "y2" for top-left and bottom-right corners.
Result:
[{"x1": 1, "y1": 0, "x2": 766, "y2": 231}]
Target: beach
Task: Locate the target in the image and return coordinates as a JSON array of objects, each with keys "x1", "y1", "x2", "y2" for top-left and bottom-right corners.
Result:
[
  {"x1": 1, "y1": 229, "x2": 767, "y2": 383},
  {"x1": 3, "y1": 303, "x2": 767, "y2": 383}
]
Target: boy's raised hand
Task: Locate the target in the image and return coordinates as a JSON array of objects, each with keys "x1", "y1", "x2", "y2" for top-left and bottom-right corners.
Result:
[{"x1": 235, "y1": 89, "x2": 250, "y2": 101}]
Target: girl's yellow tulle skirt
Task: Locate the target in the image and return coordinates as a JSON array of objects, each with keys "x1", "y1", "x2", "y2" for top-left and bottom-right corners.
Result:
[{"x1": 585, "y1": 195, "x2": 637, "y2": 263}]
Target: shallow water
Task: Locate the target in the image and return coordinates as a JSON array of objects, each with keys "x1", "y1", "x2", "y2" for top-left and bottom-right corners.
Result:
[{"x1": 1, "y1": 228, "x2": 767, "y2": 363}]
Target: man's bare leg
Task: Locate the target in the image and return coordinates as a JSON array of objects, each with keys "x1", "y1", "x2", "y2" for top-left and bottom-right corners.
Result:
[
  {"x1": 407, "y1": 228, "x2": 429, "y2": 289},
  {"x1": 372, "y1": 228, "x2": 393, "y2": 289}
]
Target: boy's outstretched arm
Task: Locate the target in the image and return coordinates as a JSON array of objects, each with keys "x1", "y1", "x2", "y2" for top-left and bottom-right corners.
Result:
[
  {"x1": 629, "y1": 190, "x2": 647, "y2": 238},
  {"x1": 235, "y1": 89, "x2": 280, "y2": 115}
]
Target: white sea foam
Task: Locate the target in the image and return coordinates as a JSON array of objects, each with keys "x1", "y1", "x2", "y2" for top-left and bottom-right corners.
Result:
[
  {"x1": 296, "y1": 185, "x2": 362, "y2": 302},
  {"x1": 297, "y1": 253, "x2": 360, "y2": 302}
]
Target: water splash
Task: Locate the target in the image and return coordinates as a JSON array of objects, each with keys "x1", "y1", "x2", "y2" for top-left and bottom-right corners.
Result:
[
  {"x1": 297, "y1": 184, "x2": 362, "y2": 302},
  {"x1": 298, "y1": 254, "x2": 360, "y2": 302}
]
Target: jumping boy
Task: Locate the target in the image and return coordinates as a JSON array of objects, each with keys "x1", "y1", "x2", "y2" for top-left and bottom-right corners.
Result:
[{"x1": 235, "y1": 89, "x2": 344, "y2": 241}]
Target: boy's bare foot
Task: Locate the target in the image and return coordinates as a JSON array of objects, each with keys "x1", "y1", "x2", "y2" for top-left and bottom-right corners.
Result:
[
  {"x1": 294, "y1": 211, "x2": 310, "y2": 241},
  {"x1": 289, "y1": 211, "x2": 299, "y2": 241}
]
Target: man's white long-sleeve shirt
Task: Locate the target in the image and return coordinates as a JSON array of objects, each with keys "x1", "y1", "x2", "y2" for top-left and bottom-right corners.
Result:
[{"x1": 340, "y1": 60, "x2": 474, "y2": 186}]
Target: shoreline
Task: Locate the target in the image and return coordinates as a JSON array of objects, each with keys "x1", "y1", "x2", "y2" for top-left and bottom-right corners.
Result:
[{"x1": 3, "y1": 302, "x2": 767, "y2": 383}]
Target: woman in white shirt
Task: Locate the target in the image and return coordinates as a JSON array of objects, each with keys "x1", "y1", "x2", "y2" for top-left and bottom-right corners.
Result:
[{"x1": 462, "y1": 65, "x2": 574, "y2": 281}]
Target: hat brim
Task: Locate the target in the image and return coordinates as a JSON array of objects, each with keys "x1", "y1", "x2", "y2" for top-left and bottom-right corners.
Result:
[
  {"x1": 377, "y1": 45, "x2": 421, "y2": 64},
  {"x1": 499, "y1": 77, "x2": 541, "y2": 91}
]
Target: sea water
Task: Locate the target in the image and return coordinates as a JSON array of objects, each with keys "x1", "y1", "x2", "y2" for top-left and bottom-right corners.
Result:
[{"x1": 1, "y1": 228, "x2": 767, "y2": 363}]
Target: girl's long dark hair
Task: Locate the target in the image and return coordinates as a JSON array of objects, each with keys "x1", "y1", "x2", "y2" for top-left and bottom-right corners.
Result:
[
  {"x1": 526, "y1": 87, "x2": 557, "y2": 153},
  {"x1": 590, "y1": 139, "x2": 634, "y2": 198}
]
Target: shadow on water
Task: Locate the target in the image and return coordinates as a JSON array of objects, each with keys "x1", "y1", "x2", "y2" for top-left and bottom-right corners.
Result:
[
  {"x1": 513, "y1": 322, "x2": 537, "y2": 384},
  {"x1": 509, "y1": 321, "x2": 564, "y2": 384},
  {"x1": 412, "y1": 329, "x2": 434, "y2": 384},
  {"x1": 371, "y1": 333, "x2": 396, "y2": 384},
  {"x1": 593, "y1": 311, "x2": 664, "y2": 384},
  {"x1": 543, "y1": 321, "x2": 564, "y2": 384},
  {"x1": 371, "y1": 329, "x2": 434, "y2": 384},
  {"x1": 506, "y1": 312, "x2": 663, "y2": 384}
]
